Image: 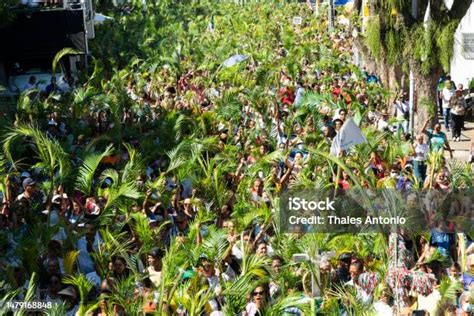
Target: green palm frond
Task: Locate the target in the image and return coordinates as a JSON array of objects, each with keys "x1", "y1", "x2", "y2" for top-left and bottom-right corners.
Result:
[
  {"x1": 52, "y1": 48, "x2": 82, "y2": 76},
  {"x1": 240, "y1": 253, "x2": 271, "y2": 280},
  {"x1": 44, "y1": 302, "x2": 68, "y2": 316},
  {"x1": 130, "y1": 212, "x2": 168, "y2": 255},
  {"x1": 221, "y1": 273, "x2": 257, "y2": 315},
  {"x1": 91, "y1": 229, "x2": 134, "y2": 278},
  {"x1": 447, "y1": 159, "x2": 472, "y2": 188},
  {"x1": 438, "y1": 276, "x2": 462, "y2": 307},
  {"x1": 324, "y1": 283, "x2": 374, "y2": 315},
  {"x1": 165, "y1": 146, "x2": 187, "y2": 174},
  {"x1": 75, "y1": 145, "x2": 114, "y2": 196},
  {"x1": 108, "y1": 275, "x2": 144, "y2": 316},
  {"x1": 423, "y1": 248, "x2": 449, "y2": 266},
  {"x1": 0, "y1": 288, "x2": 21, "y2": 314},
  {"x1": 173, "y1": 280, "x2": 214, "y2": 316},
  {"x1": 15, "y1": 272, "x2": 39, "y2": 316},
  {"x1": 63, "y1": 250, "x2": 80, "y2": 276},
  {"x1": 3, "y1": 124, "x2": 71, "y2": 191},
  {"x1": 62, "y1": 274, "x2": 93, "y2": 315},
  {"x1": 121, "y1": 142, "x2": 145, "y2": 183},
  {"x1": 265, "y1": 294, "x2": 312, "y2": 315},
  {"x1": 200, "y1": 227, "x2": 230, "y2": 265}
]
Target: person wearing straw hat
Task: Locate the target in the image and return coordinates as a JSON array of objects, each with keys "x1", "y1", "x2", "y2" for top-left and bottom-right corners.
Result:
[{"x1": 376, "y1": 109, "x2": 390, "y2": 132}]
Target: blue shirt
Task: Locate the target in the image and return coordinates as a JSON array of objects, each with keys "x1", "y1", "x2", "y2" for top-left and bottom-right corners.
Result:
[
  {"x1": 429, "y1": 229, "x2": 454, "y2": 257},
  {"x1": 424, "y1": 129, "x2": 447, "y2": 151}
]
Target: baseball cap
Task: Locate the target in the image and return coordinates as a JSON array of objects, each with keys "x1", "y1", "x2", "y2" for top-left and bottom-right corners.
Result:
[{"x1": 22, "y1": 177, "x2": 36, "y2": 189}]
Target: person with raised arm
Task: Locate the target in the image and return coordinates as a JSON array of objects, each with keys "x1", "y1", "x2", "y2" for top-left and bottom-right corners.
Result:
[{"x1": 421, "y1": 118, "x2": 453, "y2": 159}]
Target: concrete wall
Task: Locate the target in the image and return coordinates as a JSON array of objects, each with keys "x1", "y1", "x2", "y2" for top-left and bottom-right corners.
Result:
[{"x1": 450, "y1": 1, "x2": 474, "y2": 89}]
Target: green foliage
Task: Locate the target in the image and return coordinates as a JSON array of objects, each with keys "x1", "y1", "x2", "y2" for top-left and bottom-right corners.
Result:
[
  {"x1": 3, "y1": 125, "x2": 71, "y2": 194},
  {"x1": 385, "y1": 29, "x2": 400, "y2": 65},
  {"x1": 75, "y1": 145, "x2": 114, "y2": 196},
  {"x1": 1, "y1": 1, "x2": 470, "y2": 313},
  {"x1": 365, "y1": 15, "x2": 381, "y2": 60},
  {"x1": 447, "y1": 159, "x2": 472, "y2": 188},
  {"x1": 438, "y1": 276, "x2": 462, "y2": 309},
  {"x1": 469, "y1": 78, "x2": 474, "y2": 90},
  {"x1": 62, "y1": 274, "x2": 93, "y2": 316},
  {"x1": 436, "y1": 20, "x2": 460, "y2": 72}
]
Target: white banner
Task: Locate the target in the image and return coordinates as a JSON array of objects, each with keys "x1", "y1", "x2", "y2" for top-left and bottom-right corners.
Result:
[{"x1": 330, "y1": 118, "x2": 367, "y2": 155}]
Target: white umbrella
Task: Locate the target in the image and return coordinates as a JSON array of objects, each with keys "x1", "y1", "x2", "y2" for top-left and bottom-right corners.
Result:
[{"x1": 222, "y1": 54, "x2": 248, "y2": 67}]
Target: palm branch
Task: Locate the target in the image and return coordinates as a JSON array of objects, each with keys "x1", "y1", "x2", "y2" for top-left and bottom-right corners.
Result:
[
  {"x1": 75, "y1": 145, "x2": 114, "y2": 196},
  {"x1": 221, "y1": 273, "x2": 258, "y2": 315},
  {"x1": 324, "y1": 284, "x2": 374, "y2": 315},
  {"x1": 264, "y1": 294, "x2": 312, "y2": 315},
  {"x1": 52, "y1": 48, "x2": 83, "y2": 76},
  {"x1": 438, "y1": 276, "x2": 462, "y2": 309},
  {"x1": 130, "y1": 212, "x2": 167, "y2": 256},
  {"x1": 63, "y1": 250, "x2": 80, "y2": 276},
  {"x1": 91, "y1": 229, "x2": 134, "y2": 279},
  {"x1": 62, "y1": 274, "x2": 93, "y2": 316},
  {"x1": 447, "y1": 159, "x2": 472, "y2": 188},
  {"x1": 200, "y1": 227, "x2": 230, "y2": 266},
  {"x1": 172, "y1": 281, "x2": 214, "y2": 316},
  {"x1": 108, "y1": 275, "x2": 144, "y2": 316},
  {"x1": 44, "y1": 302, "x2": 68, "y2": 316},
  {"x1": 15, "y1": 272, "x2": 38, "y2": 316},
  {"x1": 121, "y1": 142, "x2": 145, "y2": 183},
  {"x1": 99, "y1": 168, "x2": 141, "y2": 212},
  {"x1": 3, "y1": 124, "x2": 71, "y2": 197}
]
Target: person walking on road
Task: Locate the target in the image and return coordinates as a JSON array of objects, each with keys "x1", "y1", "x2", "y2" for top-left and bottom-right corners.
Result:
[
  {"x1": 441, "y1": 80, "x2": 455, "y2": 132},
  {"x1": 450, "y1": 90, "x2": 468, "y2": 142}
]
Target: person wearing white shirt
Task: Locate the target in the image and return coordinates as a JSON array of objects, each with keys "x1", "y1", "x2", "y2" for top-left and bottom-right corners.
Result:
[
  {"x1": 394, "y1": 92, "x2": 409, "y2": 134},
  {"x1": 197, "y1": 256, "x2": 228, "y2": 313},
  {"x1": 411, "y1": 134, "x2": 429, "y2": 184},
  {"x1": 375, "y1": 110, "x2": 390, "y2": 132},
  {"x1": 373, "y1": 288, "x2": 393, "y2": 315},
  {"x1": 417, "y1": 287, "x2": 441, "y2": 316},
  {"x1": 441, "y1": 80, "x2": 455, "y2": 131}
]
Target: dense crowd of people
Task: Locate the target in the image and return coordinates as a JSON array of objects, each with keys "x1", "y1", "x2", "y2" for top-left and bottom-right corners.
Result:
[{"x1": 0, "y1": 1, "x2": 473, "y2": 315}]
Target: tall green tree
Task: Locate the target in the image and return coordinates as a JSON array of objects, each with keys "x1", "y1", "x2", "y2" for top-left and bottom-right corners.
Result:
[{"x1": 353, "y1": 0, "x2": 472, "y2": 122}]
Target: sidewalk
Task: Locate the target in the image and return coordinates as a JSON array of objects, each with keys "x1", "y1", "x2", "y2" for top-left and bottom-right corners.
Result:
[{"x1": 443, "y1": 118, "x2": 473, "y2": 162}]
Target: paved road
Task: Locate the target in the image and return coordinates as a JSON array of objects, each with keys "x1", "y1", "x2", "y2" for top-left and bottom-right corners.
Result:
[{"x1": 443, "y1": 118, "x2": 474, "y2": 162}]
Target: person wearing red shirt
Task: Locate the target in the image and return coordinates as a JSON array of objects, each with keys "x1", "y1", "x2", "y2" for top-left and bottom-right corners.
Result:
[{"x1": 278, "y1": 85, "x2": 295, "y2": 106}]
